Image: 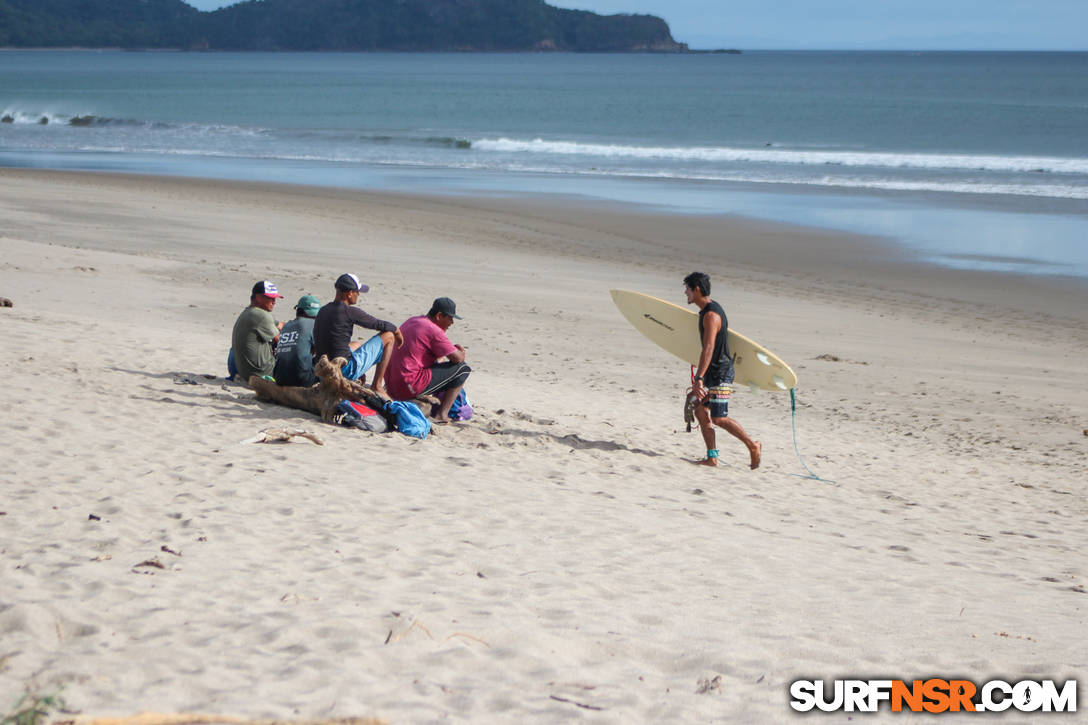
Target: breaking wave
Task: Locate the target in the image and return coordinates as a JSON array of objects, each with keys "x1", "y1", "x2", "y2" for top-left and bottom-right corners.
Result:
[
  {"x1": 471, "y1": 137, "x2": 1088, "y2": 175},
  {"x1": 3, "y1": 106, "x2": 1086, "y2": 200},
  {"x1": 0, "y1": 108, "x2": 472, "y2": 149},
  {"x1": 0, "y1": 108, "x2": 151, "y2": 127}
]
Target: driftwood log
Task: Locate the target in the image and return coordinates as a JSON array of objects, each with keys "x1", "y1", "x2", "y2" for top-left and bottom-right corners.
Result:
[
  {"x1": 249, "y1": 355, "x2": 382, "y2": 422},
  {"x1": 249, "y1": 355, "x2": 438, "y2": 422}
]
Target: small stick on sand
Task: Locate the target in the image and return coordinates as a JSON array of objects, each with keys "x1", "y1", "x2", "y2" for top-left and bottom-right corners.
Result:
[
  {"x1": 240, "y1": 428, "x2": 324, "y2": 446},
  {"x1": 55, "y1": 715, "x2": 386, "y2": 725}
]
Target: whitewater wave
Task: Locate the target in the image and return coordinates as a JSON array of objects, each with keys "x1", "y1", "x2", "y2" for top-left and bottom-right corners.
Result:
[
  {"x1": 60, "y1": 144, "x2": 1088, "y2": 200},
  {"x1": 489, "y1": 163, "x2": 1088, "y2": 200},
  {"x1": 0, "y1": 108, "x2": 473, "y2": 149},
  {"x1": 0, "y1": 108, "x2": 144, "y2": 127},
  {"x1": 5, "y1": 104, "x2": 1085, "y2": 200},
  {"x1": 0, "y1": 108, "x2": 239, "y2": 133},
  {"x1": 288, "y1": 130, "x2": 473, "y2": 148},
  {"x1": 10, "y1": 105, "x2": 1081, "y2": 179},
  {"x1": 1, "y1": 109, "x2": 92, "y2": 126},
  {"x1": 471, "y1": 137, "x2": 1088, "y2": 175}
]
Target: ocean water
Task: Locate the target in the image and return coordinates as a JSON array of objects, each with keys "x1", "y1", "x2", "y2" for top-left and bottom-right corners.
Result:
[{"x1": 2, "y1": 51, "x2": 1087, "y2": 277}]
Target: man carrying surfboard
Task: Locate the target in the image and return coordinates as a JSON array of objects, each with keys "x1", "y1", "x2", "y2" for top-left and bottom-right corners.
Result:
[{"x1": 683, "y1": 272, "x2": 762, "y2": 469}]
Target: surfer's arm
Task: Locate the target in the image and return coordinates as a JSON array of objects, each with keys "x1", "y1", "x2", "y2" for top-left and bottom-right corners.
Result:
[{"x1": 694, "y1": 311, "x2": 721, "y2": 394}]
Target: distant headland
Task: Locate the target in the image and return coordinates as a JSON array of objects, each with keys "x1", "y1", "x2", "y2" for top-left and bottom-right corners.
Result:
[{"x1": 0, "y1": 0, "x2": 693, "y2": 52}]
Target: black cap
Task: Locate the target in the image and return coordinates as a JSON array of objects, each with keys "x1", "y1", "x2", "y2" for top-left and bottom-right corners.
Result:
[
  {"x1": 428, "y1": 297, "x2": 462, "y2": 319},
  {"x1": 251, "y1": 280, "x2": 284, "y2": 298},
  {"x1": 334, "y1": 273, "x2": 369, "y2": 293}
]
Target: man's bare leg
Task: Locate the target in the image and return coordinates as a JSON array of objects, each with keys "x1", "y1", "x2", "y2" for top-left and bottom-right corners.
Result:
[
  {"x1": 694, "y1": 405, "x2": 719, "y2": 466},
  {"x1": 433, "y1": 383, "x2": 465, "y2": 423},
  {"x1": 714, "y1": 416, "x2": 761, "y2": 469},
  {"x1": 368, "y1": 332, "x2": 395, "y2": 397}
]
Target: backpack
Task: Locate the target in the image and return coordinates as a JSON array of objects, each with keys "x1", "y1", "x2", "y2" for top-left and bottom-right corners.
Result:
[
  {"x1": 449, "y1": 389, "x2": 474, "y2": 421},
  {"x1": 334, "y1": 400, "x2": 390, "y2": 433}
]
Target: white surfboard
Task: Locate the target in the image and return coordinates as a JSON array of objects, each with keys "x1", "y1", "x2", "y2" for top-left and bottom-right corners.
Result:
[{"x1": 610, "y1": 289, "x2": 797, "y2": 392}]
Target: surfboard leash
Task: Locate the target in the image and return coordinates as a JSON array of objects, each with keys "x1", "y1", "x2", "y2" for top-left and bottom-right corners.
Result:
[{"x1": 789, "y1": 388, "x2": 835, "y2": 483}]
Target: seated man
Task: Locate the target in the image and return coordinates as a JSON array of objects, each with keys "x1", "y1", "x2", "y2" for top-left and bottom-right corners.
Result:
[
  {"x1": 231, "y1": 280, "x2": 284, "y2": 387},
  {"x1": 312, "y1": 273, "x2": 402, "y2": 395},
  {"x1": 274, "y1": 294, "x2": 321, "y2": 387},
  {"x1": 384, "y1": 297, "x2": 471, "y2": 423}
]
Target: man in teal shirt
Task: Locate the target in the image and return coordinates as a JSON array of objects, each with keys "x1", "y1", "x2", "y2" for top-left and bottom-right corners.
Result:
[{"x1": 274, "y1": 294, "x2": 321, "y2": 387}]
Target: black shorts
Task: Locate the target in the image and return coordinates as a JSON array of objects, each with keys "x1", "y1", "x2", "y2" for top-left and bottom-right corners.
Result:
[
  {"x1": 419, "y1": 361, "x2": 471, "y2": 396},
  {"x1": 700, "y1": 375, "x2": 734, "y2": 419}
]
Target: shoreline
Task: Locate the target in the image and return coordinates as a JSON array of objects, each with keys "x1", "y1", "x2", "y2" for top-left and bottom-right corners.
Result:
[
  {"x1": 2, "y1": 168, "x2": 1085, "y2": 722},
  {"x1": 4, "y1": 151, "x2": 1087, "y2": 282},
  {"x1": 4, "y1": 166, "x2": 1086, "y2": 325}
]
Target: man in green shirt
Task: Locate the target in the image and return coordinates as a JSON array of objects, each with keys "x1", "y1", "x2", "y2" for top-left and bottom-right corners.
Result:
[{"x1": 231, "y1": 280, "x2": 285, "y2": 386}]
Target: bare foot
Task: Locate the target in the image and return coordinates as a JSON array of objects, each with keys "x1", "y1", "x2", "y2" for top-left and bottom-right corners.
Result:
[
  {"x1": 432, "y1": 415, "x2": 451, "y2": 425},
  {"x1": 749, "y1": 441, "x2": 762, "y2": 470},
  {"x1": 694, "y1": 457, "x2": 718, "y2": 467}
]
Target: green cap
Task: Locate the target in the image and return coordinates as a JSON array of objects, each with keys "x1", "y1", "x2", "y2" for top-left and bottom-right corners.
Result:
[{"x1": 295, "y1": 294, "x2": 321, "y2": 317}]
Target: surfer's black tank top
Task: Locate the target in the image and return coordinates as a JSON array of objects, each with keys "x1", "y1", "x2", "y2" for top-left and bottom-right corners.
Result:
[{"x1": 698, "y1": 300, "x2": 734, "y2": 383}]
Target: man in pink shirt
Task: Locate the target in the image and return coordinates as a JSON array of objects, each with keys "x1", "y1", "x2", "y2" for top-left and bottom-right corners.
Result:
[{"x1": 384, "y1": 297, "x2": 471, "y2": 423}]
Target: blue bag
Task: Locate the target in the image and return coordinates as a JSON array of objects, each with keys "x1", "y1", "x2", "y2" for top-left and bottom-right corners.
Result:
[{"x1": 384, "y1": 401, "x2": 431, "y2": 439}]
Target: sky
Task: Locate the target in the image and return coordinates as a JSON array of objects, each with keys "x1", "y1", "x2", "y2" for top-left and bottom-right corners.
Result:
[{"x1": 181, "y1": 0, "x2": 1088, "y2": 51}]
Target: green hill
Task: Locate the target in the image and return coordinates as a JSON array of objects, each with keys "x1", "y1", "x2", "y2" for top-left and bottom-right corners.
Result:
[
  {"x1": 0, "y1": 0, "x2": 687, "y2": 51},
  {"x1": 0, "y1": 0, "x2": 198, "y2": 47}
]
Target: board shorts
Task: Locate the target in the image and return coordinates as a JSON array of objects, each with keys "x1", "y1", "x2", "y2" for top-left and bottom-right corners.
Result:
[
  {"x1": 419, "y1": 361, "x2": 472, "y2": 397},
  {"x1": 702, "y1": 382, "x2": 734, "y2": 419},
  {"x1": 342, "y1": 334, "x2": 385, "y2": 381}
]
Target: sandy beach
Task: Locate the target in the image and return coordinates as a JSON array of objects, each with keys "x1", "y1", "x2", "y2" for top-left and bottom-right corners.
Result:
[{"x1": 1, "y1": 168, "x2": 1086, "y2": 722}]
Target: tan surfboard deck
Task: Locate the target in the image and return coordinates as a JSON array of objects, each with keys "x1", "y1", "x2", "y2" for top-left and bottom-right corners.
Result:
[{"x1": 610, "y1": 289, "x2": 797, "y2": 392}]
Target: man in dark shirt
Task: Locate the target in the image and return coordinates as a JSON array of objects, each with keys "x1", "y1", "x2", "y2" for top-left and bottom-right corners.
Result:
[
  {"x1": 274, "y1": 294, "x2": 321, "y2": 387},
  {"x1": 313, "y1": 273, "x2": 402, "y2": 396},
  {"x1": 684, "y1": 271, "x2": 761, "y2": 469}
]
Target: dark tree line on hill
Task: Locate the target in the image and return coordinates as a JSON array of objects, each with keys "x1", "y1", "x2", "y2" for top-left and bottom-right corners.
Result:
[
  {"x1": 0, "y1": 0, "x2": 688, "y2": 51},
  {"x1": 0, "y1": 0, "x2": 197, "y2": 47}
]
